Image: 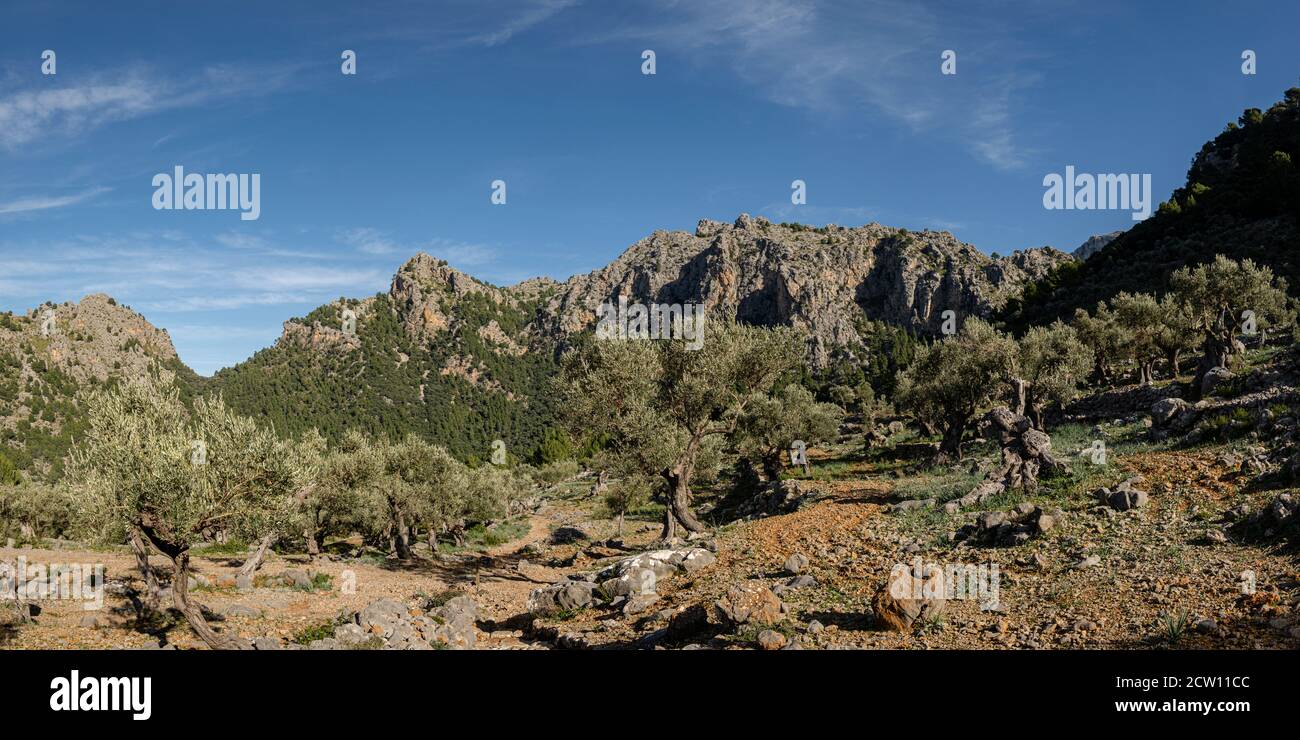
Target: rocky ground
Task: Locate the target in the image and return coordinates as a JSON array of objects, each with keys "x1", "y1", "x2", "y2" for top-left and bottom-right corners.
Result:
[{"x1": 4, "y1": 355, "x2": 1300, "y2": 651}]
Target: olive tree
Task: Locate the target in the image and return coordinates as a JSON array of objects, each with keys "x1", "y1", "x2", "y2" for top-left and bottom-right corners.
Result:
[
  {"x1": 0, "y1": 484, "x2": 76, "y2": 542},
  {"x1": 72, "y1": 380, "x2": 299, "y2": 649},
  {"x1": 1154, "y1": 294, "x2": 1198, "y2": 378},
  {"x1": 736, "y1": 383, "x2": 843, "y2": 481},
  {"x1": 561, "y1": 322, "x2": 801, "y2": 539},
  {"x1": 1169, "y1": 255, "x2": 1293, "y2": 393},
  {"x1": 895, "y1": 318, "x2": 1017, "y2": 460},
  {"x1": 1109, "y1": 292, "x2": 1164, "y2": 385},
  {"x1": 234, "y1": 428, "x2": 330, "y2": 578},
  {"x1": 603, "y1": 473, "x2": 653, "y2": 537},
  {"x1": 385, "y1": 435, "x2": 466, "y2": 557},
  {"x1": 1071, "y1": 302, "x2": 1127, "y2": 384},
  {"x1": 301, "y1": 430, "x2": 375, "y2": 558},
  {"x1": 1013, "y1": 320, "x2": 1091, "y2": 429}
]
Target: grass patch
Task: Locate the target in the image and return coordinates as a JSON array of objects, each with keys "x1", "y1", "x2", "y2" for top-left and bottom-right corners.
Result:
[
  {"x1": 292, "y1": 618, "x2": 343, "y2": 645},
  {"x1": 890, "y1": 466, "x2": 984, "y2": 504},
  {"x1": 420, "y1": 588, "x2": 467, "y2": 609},
  {"x1": 296, "y1": 572, "x2": 334, "y2": 592},
  {"x1": 437, "y1": 519, "x2": 531, "y2": 553},
  {"x1": 192, "y1": 538, "x2": 250, "y2": 557}
]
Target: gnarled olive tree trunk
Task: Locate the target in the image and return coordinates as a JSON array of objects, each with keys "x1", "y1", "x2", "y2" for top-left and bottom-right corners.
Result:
[
  {"x1": 138, "y1": 519, "x2": 246, "y2": 650},
  {"x1": 169, "y1": 552, "x2": 247, "y2": 650},
  {"x1": 237, "y1": 533, "x2": 276, "y2": 580},
  {"x1": 129, "y1": 527, "x2": 162, "y2": 612}
]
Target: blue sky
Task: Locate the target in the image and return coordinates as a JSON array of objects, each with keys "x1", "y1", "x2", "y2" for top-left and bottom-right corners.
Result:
[{"x1": 1, "y1": 0, "x2": 1298, "y2": 374}]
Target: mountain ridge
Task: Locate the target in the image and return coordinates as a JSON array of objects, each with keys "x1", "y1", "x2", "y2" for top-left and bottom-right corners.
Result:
[{"x1": 2, "y1": 217, "x2": 1066, "y2": 476}]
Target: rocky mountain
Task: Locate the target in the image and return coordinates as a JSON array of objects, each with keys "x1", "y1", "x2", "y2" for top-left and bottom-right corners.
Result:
[
  {"x1": 536, "y1": 214, "x2": 1070, "y2": 363},
  {"x1": 0, "y1": 294, "x2": 196, "y2": 478},
  {"x1": 207, "y1": 253, "x2": 560, "y2": 462},
  {"x1": 2, "y1": 219, "x2": 1070, "y2": 477},
  {"x1": 1071, "y1": 231, "x2": 1124, "y2": 261}
]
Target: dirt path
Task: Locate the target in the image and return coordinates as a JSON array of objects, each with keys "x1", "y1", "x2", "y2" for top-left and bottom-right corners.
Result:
[{"x1": 486, "y1": 512, "x2": 550, "y2": 557}]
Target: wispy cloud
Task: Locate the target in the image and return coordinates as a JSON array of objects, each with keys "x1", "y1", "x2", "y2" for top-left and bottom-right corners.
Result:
[
  {"x1": 0, "y1": 232, "x2": 389, "y2": 314},
  {"x1": 757, "y1": 202, "x2": 877, "y2": 225},
  {"x1": 339, "y1": 227, "x2": 402, "y2": 255},
  {"x1": 470, "y1": 0, "x2": 582, "y2": 46},
  {"x1": 581, "y1": 0, "x2": 1039, "y2": 170},
  {"x1": 426, "y1": 238, "x2": 498, "y2": 267},
  {"x1": 0, "y1": 186, "x2": 110, "y2": 215},
  {"x1": 0, "y1": 62, "x2": 304, "y2": 150},
  {"x1": 338, "y1": 229, "x2": 499, "y2": 268}
]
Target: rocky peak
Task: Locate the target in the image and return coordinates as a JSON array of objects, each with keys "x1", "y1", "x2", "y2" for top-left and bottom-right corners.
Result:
[
  {"x1": 529, "y1": 215, "x2": 1072, "y2": 365},
  {"x1": 388, "y1": 253, "x2": 506, "y2": 341},
  {"x1": 1071, "y1": 232, "x2": 1124, "y2": 261},
  {"x1": 2, "y1": 293, "x2": 179, "y2": 385}
]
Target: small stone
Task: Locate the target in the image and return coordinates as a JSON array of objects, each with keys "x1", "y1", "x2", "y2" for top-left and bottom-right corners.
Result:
[
  {"x1": 252, "y1": 636, "x2": 282, "y2": 650},
  {"x1": 221, "y1": 604, "x2": 261, "y2": 618},
  {"x1": 785, "y1": 574, "x2": 817, "y2": 590},
  {"x1": 623, "y1": 593, "x2": 660, "y2": 616},
  {"x1": 1074, "y1": 555, "x2": 1100, "y2": 569},
  {"x1": 783, "y1": 553, "x2": 809, "y2": 575},
  {"x1": 756, "y1": 629, "x2": 787, "y2": 650}
]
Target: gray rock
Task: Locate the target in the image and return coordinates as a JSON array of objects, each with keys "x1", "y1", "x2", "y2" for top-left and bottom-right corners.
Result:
[
  {"x1": 252, "y1": 636, "x2": 282, "y2": 650},
  {"x1": 334, "y1": 623, "x2": 366, "y2": 644},
  {"x1": 359, "y1": 598, "x2": 408, "y2": 638},
  {"x1": 556, "y1": 582, "x2": 594, "y2": 611},
  {"x1": 785, "y1": 574, "x2": 817, "y2": 590},
  {"x1": 783, "y1": 553, "x2": 809, "y2": 575},
  {"x1": 623, "y1": 593, "x2": 660, "y2": 616},
  {"x1": 1099, "y1": 478, "x2": 1149, "y2": 511},
  {"x1": 220, "y1": 604, "x2": 262, "y2": 618},
  {"x1": 281, "y1": 569, "x2": 312, "y2": 589},
  {"x1": 1201, "y1": 366, "x2": 1234, "y2": 397},
  {"x1": 1151, "y1": 397, "x2": 1189, "y2": 426}
]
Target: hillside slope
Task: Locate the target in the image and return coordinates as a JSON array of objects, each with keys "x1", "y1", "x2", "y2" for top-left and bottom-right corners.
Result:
[
  {"x1": 0, "y1": 225, "x2": 1088, "y2": 475},
  {"x1": 1004, "y1": 85, "x2": 1300, "y2": 329},
  {"x1": 0, "y1": 295, "x2": 197, "y2": 478}
]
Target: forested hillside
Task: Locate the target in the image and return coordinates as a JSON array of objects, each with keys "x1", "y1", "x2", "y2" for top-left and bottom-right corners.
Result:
[
  {"x1": 210, "y1": 291, "x2": 561, "y2": 464},
  {"x1": 1003, "y1": 85, "x2": 1300, "y2": 330}
]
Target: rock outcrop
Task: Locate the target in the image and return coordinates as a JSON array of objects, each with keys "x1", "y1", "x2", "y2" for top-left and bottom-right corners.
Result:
[
  {"x1": 1071, "y1": 231, "x2": 1124, "y2": 261},
  {"x1": 534, "y1": 215, "x2": 1071, "y2": 366}
]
